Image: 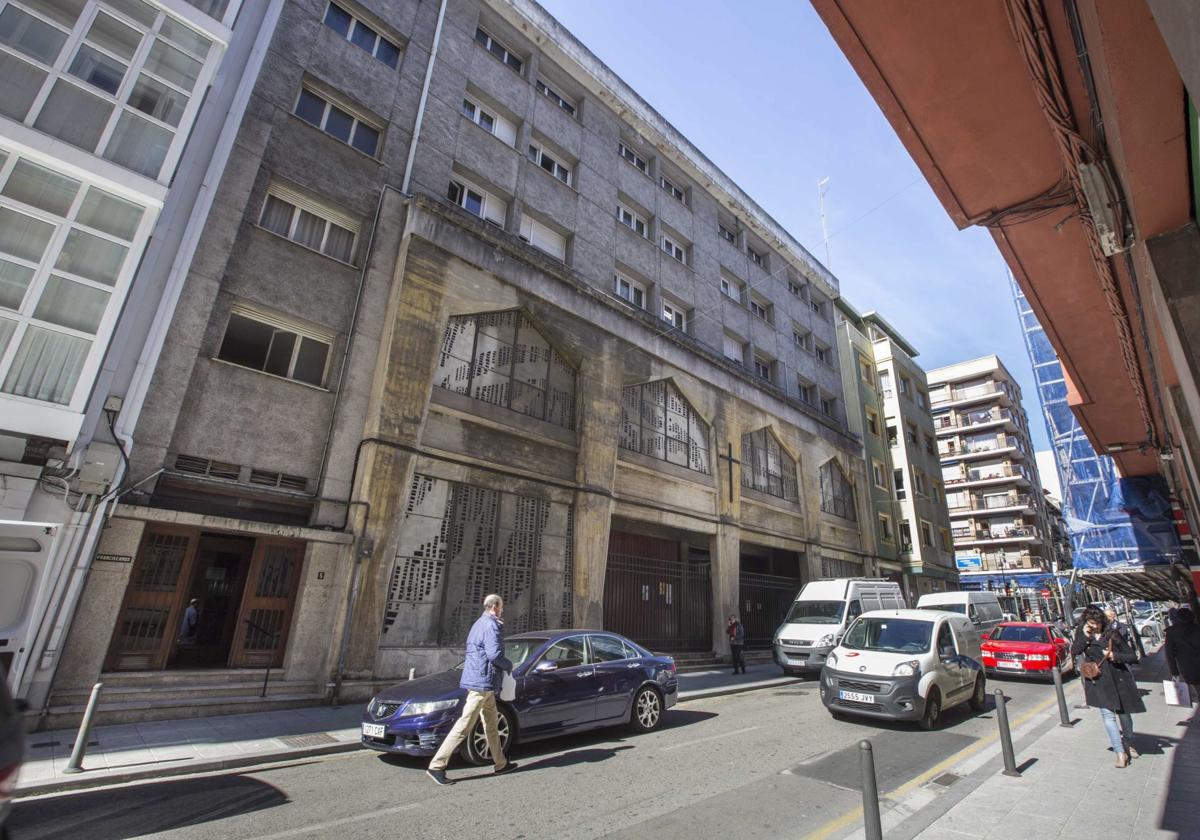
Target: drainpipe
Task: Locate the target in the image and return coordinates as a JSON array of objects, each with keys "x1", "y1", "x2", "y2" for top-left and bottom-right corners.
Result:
[{"x1": 400, "y1": 0, "x2": 449, "y2": 194}]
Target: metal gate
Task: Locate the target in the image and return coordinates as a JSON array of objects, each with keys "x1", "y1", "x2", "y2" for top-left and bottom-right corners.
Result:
[
  {"x1": 604, "y1": 531, "x2": 711, "y2": 652},
  {"x1": 739, "y1": 571, "x2": 802, "y2": 649}
]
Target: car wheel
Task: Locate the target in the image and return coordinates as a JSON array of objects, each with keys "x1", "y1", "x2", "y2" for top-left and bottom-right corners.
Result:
[
  {"x1": 919, "y1": 688, "x2": 942, "y2": 731},
  {"x1": 461, "y1": 704, "x2": 513, "y2": 766},
  {"x1": 968, "y1": 675, "x2": 986, "y2": 712},
  {"x1": 630, "y1": 686, "x2": 663, "y2": 732}
]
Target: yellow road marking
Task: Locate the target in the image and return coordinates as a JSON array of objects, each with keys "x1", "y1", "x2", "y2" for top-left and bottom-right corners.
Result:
[{"x1": 797, "y1": 685, "x2": 1076, "y2": 840}]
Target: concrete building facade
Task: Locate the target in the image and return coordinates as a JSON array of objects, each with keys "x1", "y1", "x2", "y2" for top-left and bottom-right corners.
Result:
[
  {"x1": 30, "y1": 0, "x2": 874, "y2": 724},
  {"x1": 929, "y1": 356, "x2": 1053, "y2": 592}
]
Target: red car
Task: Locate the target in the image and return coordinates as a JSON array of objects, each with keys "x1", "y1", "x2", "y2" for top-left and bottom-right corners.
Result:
[{"x1": 981, "y1": 622, "x2": 1075, "y2": 681}]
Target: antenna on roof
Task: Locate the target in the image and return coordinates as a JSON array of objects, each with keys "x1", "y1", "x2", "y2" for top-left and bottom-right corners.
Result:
[{"x1": 818, "y1": 177, "x2": 831, "y2": 268}]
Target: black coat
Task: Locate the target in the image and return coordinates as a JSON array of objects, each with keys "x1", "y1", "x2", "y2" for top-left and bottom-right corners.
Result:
[
  {"x1": 1071, "y1": 627, "x2": 1146, "y2": 714},
  {"x1": 1165, "y1": 621, "x2": 1200, "y2": 684}
]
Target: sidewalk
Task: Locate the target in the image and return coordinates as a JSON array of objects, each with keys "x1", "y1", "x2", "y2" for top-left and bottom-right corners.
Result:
[
  {"x1": 880, "y1": 647, "x2": 1199, "y2": 840},
  {"x1": 15, "y1": 661, "x2": 797, "y2": 797}
]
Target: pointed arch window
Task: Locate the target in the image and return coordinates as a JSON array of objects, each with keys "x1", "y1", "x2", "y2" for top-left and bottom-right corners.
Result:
[
  {"x1": 741, "y1": 428, "x2": 798, "y2": 501},
  {"x1": 434, "y1": 310, "x2": 575, "y2": 429},
  {"x1": 619, "y1": 380, "x2": 710, "y2": 474},
  {"x1": 820, "y1": 460, "x2": 857, "y2": 520}
]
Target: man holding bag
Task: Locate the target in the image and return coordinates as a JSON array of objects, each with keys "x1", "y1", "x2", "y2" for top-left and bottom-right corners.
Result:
[
  {"x1": 427, "y1": 593, "x2": 516, "y2": 786},
  {"x1": 1164, "y1": 607, "x2": 1200, "y2": 708}
]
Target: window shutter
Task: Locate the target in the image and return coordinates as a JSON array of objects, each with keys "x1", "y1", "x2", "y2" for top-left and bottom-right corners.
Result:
[{"x1": 265, "y1": 184, "x2": 359, "y2": 235}]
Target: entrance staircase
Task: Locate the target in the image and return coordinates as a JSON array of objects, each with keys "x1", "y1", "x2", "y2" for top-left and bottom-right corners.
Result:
[{"x1": 42, "y1": 669, "x2": 327, "y2": 730}]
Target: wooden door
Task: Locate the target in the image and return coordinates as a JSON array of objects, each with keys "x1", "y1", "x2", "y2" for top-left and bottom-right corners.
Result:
[
  {"x1": 106, "y1": 526, "x2": 199, "y2": 672},
  {"x1": 230, "y1": 539, "x2": 304, "y2": 668}
]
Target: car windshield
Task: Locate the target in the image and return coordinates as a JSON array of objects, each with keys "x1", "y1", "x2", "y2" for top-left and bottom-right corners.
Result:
[
  {"x1": 842, "y1": 618, "x2": 933, "y2": 654},
  {"x1": 917, "y1": 603, "x2": 966, "y2": 614},
  {"x1": 784, "y1": 600, "x2": 844, "y2": 624},
  {"x1": 992, "y1": 626, "x2": 1049, "y2": 643}
]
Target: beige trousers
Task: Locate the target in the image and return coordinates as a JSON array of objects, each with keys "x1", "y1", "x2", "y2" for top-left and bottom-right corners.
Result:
[{"x1": 428, "y1": 689, "x2": 506, "y2": 771}]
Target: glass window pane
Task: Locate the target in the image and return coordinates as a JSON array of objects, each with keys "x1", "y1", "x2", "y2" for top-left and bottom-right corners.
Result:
[
  {"x1": 128, "y1": 74, "x2": 188, "y2": 126},
  {"x1": 295, "y1": 89, "x2": 325, "y2": 126},
  {"x1": 0, "y1": 5, "x2": 69, "y2": 63},
  {"x1": 0, "y1": 259, "x2": 36, "y2": 311},
  {"x1": 76, "y1": 188, "x2": 143, "y2": 240},
  {"x1": 323, "y1": 106, "x2": 353, "y2": 142},
  {"x1": 293, "y1": 337, "x2": 328, "y2": 386},
  {"x1": 324, "y1": 3, "x2": 351, "y2": 36},
  {"x1": 2, "y1": 324, "x2": 90, "y2": 404},
  {"x1": 158, "y1": 17, "x2": 210, "y2": 58},
  {"x1": 67, "y1": 43, "x2": 127, "y2": 95},
  {"x1": 217, "y1": 313, "x2": 272, "y2": 369},
  {"x1": 104, "y1": 110, "x2": 173, "y2": 177},
  {"x1": 34, "y1": 80, "x2": 114, "y2": 151},
  {"x1": 263, "y1": 330, "x2": 295, "y2": 377},
  {"x1": 182, "y1": 0, "x2": 228, "y2": 19},
  {"x1": 85, "y1": 12, "x2": 142, "y2": 60},
  {"x1": 0, "y1": 207, "x2": 55, "y2": 263},
  {"x1": 0, "y1": 52, "x2": 47, "y2": 121},
  {"x1": 103, "y1": 0, "x2": 157, "y2": 27},
  {"x1": 0, "y1": 317, "x2": 14, "y2": 357},
  {"x1": 23, "y1": 0, "x2": 87, "y2": 29},
  {"x1": 323, "y1": 224, "x2": 353, "y2": 262},
  {"x1": 349, "y1": 20, "x2": 375, "y2": 52},
  {"x1": 144, "y1": 40, "x2": 201, "y2": 91},
  {"x1": 259, "y1": 195, "x2": 294, "y2": 237},
  {"x1": 351, "y1": 122, "x2": 378, "y2": 156},
  {"x1": 54, "y1": 228, "x2": 128, "y2": 285},
  {"x1": 1, "y1": 159, "x2": 80, "y2": 215},
  {"x1": 32, "y1": 275, "x2": 109, "y2": 333},
  {"x1": 292, "y1": 209, "x2": 324, "y2": 250},
  {"x1": 376, "y1": 38, "x2": 400, "y2": 69}
]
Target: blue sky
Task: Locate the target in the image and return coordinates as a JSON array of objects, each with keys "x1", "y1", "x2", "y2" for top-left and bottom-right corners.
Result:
[{"x1": 537, "y1": 0, "x2": 1052, "y2": 452}]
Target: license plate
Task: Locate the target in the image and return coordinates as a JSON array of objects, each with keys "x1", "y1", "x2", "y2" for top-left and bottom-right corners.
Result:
[
  {"x1": 838, "y1": 690, "x2": 875, "y2": 703},
  {"x1": 362, "y1": 723, "x2": 386, "y2": 738},
  {"x1": 996, "y1": 661, "x2": 1022, "y2": 669}
]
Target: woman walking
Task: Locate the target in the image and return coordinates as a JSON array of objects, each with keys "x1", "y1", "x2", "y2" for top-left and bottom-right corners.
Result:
[{"x1": 1072, "y1": 605, "x2": 1145, "y2": 767}]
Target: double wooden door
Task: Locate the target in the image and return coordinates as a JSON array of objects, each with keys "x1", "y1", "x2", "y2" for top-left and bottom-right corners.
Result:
[{"x1": 106, "y1": 527, "x2": 304, "y2": 672}]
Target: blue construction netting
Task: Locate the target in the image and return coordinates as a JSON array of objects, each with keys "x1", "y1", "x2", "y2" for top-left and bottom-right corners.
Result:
[{"x1": 1011, "y1": 278, "x2": 1182, "y2": 570}]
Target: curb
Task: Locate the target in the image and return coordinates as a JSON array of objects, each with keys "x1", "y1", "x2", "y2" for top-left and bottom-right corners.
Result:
[{"x1": 17, "y1": 676, "x2": 797, "y2": 798}]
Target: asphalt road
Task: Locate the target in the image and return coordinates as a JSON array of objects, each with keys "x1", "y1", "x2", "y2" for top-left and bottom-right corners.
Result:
[{"x1": 10, "y1": 672, "x2": 1062, "y2": 840}]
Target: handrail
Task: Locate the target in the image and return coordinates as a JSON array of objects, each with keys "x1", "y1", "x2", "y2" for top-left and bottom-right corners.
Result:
[{"x1": 243, "y1": 617, "x2": 280, "y2": 698}]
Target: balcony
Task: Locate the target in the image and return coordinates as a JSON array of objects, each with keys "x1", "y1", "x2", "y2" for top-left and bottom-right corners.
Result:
[
  {"x1": 939, "y1": 434, "x2": 1026, "y2": 462},
  {"x1": 943, "y1": 464, "x2": 1031, "y2": 488},
  {"x1": 929, "y1": 382, "x2": 1012, "y2": 410},
  {"x1": 952, "y1": 525, "x2": 1042, "y2": 547},
  {"x1": 934, "y1": 407, "x2": 1017, "y2": 436},
  {"x1": 948, "y1": 493, "x2": 1034, "y2": 517}
]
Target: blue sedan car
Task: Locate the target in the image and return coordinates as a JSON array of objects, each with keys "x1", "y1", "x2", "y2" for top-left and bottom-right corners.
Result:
[{"x1": 361, "y1": 630, "x2": 678, "y2": 764}]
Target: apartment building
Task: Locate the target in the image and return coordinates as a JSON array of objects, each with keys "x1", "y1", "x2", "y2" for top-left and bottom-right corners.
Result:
[
  {"x1": 837, "y1": 302, "x2": 957, "y2": 603},
  {"x1": 33, "y1": 0, "x2": 873, "y2": 723},
  {"x1": 0, "y1": 0, "x2": 276, "y2": 706},
  {"x1": 929, "y1": 356, "x2": 1052, "y2": 590}
]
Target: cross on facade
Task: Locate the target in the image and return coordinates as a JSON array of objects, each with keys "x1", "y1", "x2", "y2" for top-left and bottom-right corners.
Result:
[{"x1": 716, "y1": 442, "x2": 740, "y2": 497}]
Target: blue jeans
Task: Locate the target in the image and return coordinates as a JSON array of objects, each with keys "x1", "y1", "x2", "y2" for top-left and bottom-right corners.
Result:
[{"x1": 1098, "y1": 707, "x2": 1133, "y2": 754}]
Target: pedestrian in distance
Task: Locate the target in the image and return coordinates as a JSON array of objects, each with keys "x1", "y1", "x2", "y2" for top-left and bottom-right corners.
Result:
[
  {"x1": 1164, "y1": 607, "x2": 1200, "y2": 708},
  {"x1": 427, "y1": 593, "x2": 515, "y2": 786},
  {"x1": 727, "y1": 614, "x2": 746, "y2": 675},
  {"x1": 178, "y1": 598, "x2": 199, "y2": 645},
  {"x1": 1104, "y1": 606, "x2": 1137, "y2": 654},
  {"x1": 1072, "y1": 605, "x2": 1146, "y2": 768}
]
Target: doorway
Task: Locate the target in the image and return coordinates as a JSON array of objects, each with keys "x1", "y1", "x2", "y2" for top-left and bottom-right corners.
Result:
[{"x1": 171, "y1": 535, "x2": 254, "y2": 668}]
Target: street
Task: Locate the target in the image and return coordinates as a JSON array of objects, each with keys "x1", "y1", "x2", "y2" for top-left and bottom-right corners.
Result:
[{"x1": 10, "y1": 674, "x2": 1058, "y2": 840}]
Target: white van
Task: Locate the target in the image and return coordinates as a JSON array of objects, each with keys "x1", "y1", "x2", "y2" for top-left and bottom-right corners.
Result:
[
  {"x1": 916, "y1": 591, "x2": 1004, "y2": 639},
  {"x1": 773, "y1": 579, "x2": 905, "y2": 675},
  {"x1": 819, "y1": 609, "x2": 987, "y2": 729}
]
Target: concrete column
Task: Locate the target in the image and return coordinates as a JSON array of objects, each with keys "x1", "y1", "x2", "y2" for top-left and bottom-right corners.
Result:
[{"x1": 709, "y1": 522, "x2": 740, "y2": 657}]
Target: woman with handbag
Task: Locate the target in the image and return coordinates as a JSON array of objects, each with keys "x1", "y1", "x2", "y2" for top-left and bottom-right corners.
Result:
[{"x1": 1072, "y1": 605, "x2": 1146, "y2": 767}]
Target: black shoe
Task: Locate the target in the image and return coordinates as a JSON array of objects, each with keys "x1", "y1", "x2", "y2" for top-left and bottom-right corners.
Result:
[
  {"x1": 494, "y1": 761, "x2": 518, "y2": 775},
  {"x1": 427, "y1": 769, "x2": 454, "y2": 786}
]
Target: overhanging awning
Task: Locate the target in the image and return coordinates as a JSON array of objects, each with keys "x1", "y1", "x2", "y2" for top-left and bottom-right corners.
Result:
[{"x1": 1076, "y1": 564, "x2": 1196, "y2": 602}]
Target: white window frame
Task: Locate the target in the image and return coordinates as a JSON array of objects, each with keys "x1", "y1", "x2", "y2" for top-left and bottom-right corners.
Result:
[
  {"x1": 322, "y1": 2, "x2": 401, "y2": 68},
  {"x1": 878, "y1": 513, "x2": 894, "y2": 543},
  {"x1": 723, "y1": 334, "x2": 745, "y2": 366},
  {"x1": 753, "y1": 355, "x2": 772, "y2": 381},
  {"x1": 474, "y1": 25, "x2": 522, "y2": 73},
  {"x1": 749, "y1": 297, "x2": 771, "y2": 323},
  {"x1": 447, "y1": 175, "x2": 505, "y2": 226},
  {"x1": 661, "y1": 298, "x2": 687, "y2": 330},
  {"x1": 216, "y1": 304, "x2": 334, "y2": 388},
  {"x1": 259, "y1": 183, "x2": 359, "y2": 264},
  {"x1": 815, "y1": 343, "x2": 830, "y2": 365},
  {"x1": 661, "y1": 234, "x2": 686, "y2": 264},
  {"x1": 615, "y1": 202, "x2": 647, "y2": 238},
  {"x1": 618, "y1": 141, "x2": 647, "y2": 173},
  {"x1": 659, "y1": 175, "x2": 685, "y2": 203},
  {"x1": 294, "y1": 87, "x2": 381, "y2": 157},
  {"x1": 718, "y1": 222, "x2": 737, "y2": 243},
  {"x1": 793, "y1": 329, "x2": 810, "y2": 350},
  {"x1": 720, "y1": 275, "x2": 742, "y2": 303},
  {"x1": 920, "y1": 520, "x2": 935, "y2": 548},
  {"x1": 519, "y1": 214, "x2": 567, "y2": 261},
  {"x1": 821, "y1": 395, "x2": 835, "y2": 416},
  {"x1": 613, "y1": 272, "x2": 645, "y2": 309},
  {"x1": 747, "y1": 245, "x2": 764, "y2": 267},
  {"x1": 859, "y1": 355, "x2": 874, "y2": 384},
  {"x1": 798, "y1": 380, "x2": 815, "y2": 405},
  {"x1": 788, "y1": 280, "x2": 802, "y2": 297},
  {"x1": 461, "y1": 94, "x2": 516, "y2": 146},
  {"x1": 527, "y1": 142, "x2": 571, "y2": 184},
  {"x1": 535, "y1": 78, "x2": 575, "y2": 116},
  {"x1": 865, "y1": 407, "x2": 879, "y2": 436},
  {"x1": 872, "y1": 459, "x2": 888, "y2": 490},
  {"x1": 810, "y1": 297, "x2": 824, "y2": 317}
]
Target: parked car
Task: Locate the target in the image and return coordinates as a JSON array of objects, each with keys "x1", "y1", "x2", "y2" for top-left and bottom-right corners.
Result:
[
  {"x1": 774, "y1": 578, "x2": 905, "y2": 676},
  {"x1": 981, "y1": 622, "x2": 1074, "y2": 681},
  {"x1": 917, "y1": 591, "x2": 1004, "y2": 640},
  {"x1": 818, "y1": 609, "x2": 986, "y2": 730},
  {"x1": 1131, "y1": 606, "x2": 1166, "y2": 643},
  {"x1": 361, "y1": 630, "x2": 677, "y2": 764},
  {"x1": 0, "y1": 668, "x2": 25, "y2": 840}
]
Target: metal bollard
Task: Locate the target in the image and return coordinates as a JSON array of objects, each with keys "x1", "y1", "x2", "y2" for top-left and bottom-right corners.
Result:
[
  {"x1": 62, "y1": 682, "x2": 103, "y2": 775},
  {"x1": 993, "y1": 689, "x2": 1021, "y2": 777},
  {"x1": 859, "y1": 740, "x2": 883, "y2": 840},
  {"x1": 1051, "y1": 662, "x2": 1073, "y2": 727},
  {"x1": 408, "y1": 667, "x2": 415, "y2": 681}
]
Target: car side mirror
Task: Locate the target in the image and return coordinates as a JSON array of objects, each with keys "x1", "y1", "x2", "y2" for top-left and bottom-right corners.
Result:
[{"x1": 533, "y1": 660, "x2": 558, "y2": 674}]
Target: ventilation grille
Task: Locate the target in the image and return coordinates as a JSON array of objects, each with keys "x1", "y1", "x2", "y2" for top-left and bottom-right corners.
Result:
[{"x1": 173, "y1": 455, "x2": 309, "y2": 493}]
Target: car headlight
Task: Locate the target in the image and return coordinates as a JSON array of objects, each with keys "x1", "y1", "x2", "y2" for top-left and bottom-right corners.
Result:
[
  {"x1": 826, "y1": 651, "x2": 838, "y2": 669},
  {"x1": 892, "y1": 660, "x2": 921, "y2": 677},
  {"x1": 815, "y1": 633, "x2": 835, "y2": 647},
  {"x1": 400, "y1": 699, "x2": 460, "y2": 717}
]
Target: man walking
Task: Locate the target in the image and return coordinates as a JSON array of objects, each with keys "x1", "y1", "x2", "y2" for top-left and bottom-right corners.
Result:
[
  {"x1": 1165, "y1": 607, "x2": 1200, "y2": 708},
  {"x1": 179, "y1": 599, "x2": 200, "y2": 645},
  {"x1": 727, "y1": 614, "x2": 746, "y2": 675},
  {"x1": 427, "y1": 594, "x2": 515, "y2": 786}
]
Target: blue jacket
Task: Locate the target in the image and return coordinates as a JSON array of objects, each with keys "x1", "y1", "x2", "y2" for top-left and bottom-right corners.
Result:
[{"x1": 460, "y1": 612, "x2": 513, "y2": 692}]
